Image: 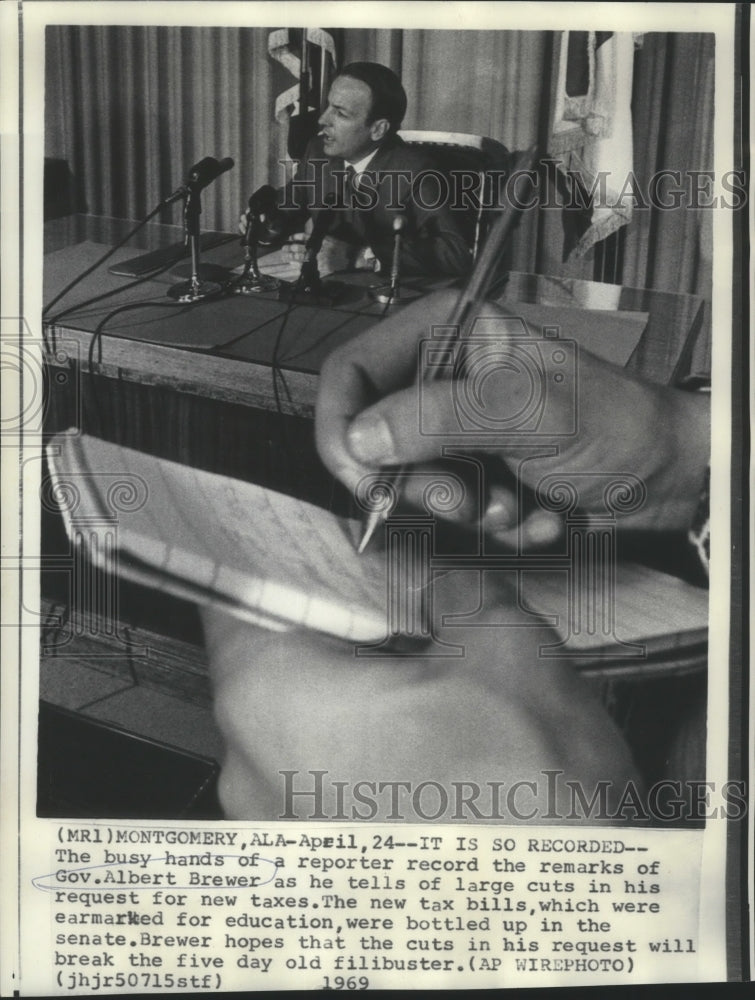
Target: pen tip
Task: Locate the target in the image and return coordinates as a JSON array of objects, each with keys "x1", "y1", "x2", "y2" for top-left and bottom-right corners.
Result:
[{"x1": 357, "y1": 516, "x2": 379, "y2": 554}]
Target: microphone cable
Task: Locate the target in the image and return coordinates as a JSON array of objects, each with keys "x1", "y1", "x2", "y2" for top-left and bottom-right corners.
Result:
[
  {"x1": 46, "y1": 233, "x2": 238, "y2": 326},
  {"x1": 83, "y1": 296, "x2": 232, "y2": 437},
  {"x1": 85, "y1": 300, "x2": 193, "y2": 430},
  {"x1": 43, "y1": 201, "x2": 167, "y2": 319},
  {"x1": 44, "y1": 156, "x2": 236, "y2": 319}
]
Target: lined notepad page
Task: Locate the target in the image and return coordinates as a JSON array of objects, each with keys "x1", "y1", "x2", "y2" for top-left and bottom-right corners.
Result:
[
  {"x1": 49, "y1": 434, "x2": 389, "y2": 641},
  {"x1": 520, "y1": 564, "x2": 708, "y2": 653}
]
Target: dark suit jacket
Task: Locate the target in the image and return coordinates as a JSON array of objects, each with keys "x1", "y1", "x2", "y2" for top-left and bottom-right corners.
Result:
[{"x1": 271, "y1": 134, "x2": 473, "y2": 277}]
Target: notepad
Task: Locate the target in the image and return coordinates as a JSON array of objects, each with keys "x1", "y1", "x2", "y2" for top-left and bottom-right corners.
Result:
[
  {"x1": 46, "y1": 432, "x2": 708, "y2": 668},
  {"x1": 46, "y1": 432, "x2": 390, "y2": 641}
]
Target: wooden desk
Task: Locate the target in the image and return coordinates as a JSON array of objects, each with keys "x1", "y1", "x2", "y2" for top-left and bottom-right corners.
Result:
[
  {"x1": 43, "y1": 216, "x2": 446, "y2": 416},
  {"x1": 44, "y1": 216, "x2": 704, "y2": 397}
]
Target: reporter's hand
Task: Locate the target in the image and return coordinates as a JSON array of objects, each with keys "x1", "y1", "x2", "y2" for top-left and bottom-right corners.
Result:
[
  {"x1": 316, "y1": 290, "x2": 710, "y2": 546},
  {"x1": 202, "y1": 570, "x2": 639, "y2": 822}
]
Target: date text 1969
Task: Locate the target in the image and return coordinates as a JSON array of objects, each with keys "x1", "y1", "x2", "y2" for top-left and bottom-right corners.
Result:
[{"x1": 322, "y1": 975, "x2": 369, "y2": 989}]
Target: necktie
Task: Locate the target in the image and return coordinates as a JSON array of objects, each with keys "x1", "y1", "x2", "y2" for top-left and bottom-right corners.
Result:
[
  {"x1": 338, "y1": 164, "x2": 356, "y2": 235},
  {"x1": 344, "y1": 164, "x2": 357, "y2": 212}
]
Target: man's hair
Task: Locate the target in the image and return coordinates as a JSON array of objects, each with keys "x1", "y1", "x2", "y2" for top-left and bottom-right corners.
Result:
[{"x1": 337, "y1": 62, "x2": 407, "y2": 133}]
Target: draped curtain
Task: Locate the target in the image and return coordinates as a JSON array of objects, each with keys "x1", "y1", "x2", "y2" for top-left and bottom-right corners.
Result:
[
  {"x1": 624, "y1": 32, "x2": 715, "y2": 299},
  {"x1": 45, "y1": 25, "x2": 714, "y2": 298},
  {"x1": 45, "y1": 26, "x2": 289, "y2": 232}
]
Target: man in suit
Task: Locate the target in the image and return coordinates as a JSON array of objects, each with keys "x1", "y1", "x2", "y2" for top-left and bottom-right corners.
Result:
[{"x1": 245, "y1": 62, "x2": 473, "y2": 278}]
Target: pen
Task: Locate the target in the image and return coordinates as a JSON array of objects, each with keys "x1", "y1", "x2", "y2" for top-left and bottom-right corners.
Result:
[{"x1": 357, "y1": 144, "x2": 539, "y2": 554}]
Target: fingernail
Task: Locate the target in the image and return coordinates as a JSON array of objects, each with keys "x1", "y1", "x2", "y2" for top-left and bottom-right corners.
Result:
[
  {"x1": 484, "y1": 490, "x2": 517, "y2": 531},
  {"x1": 486, "y1": 499, "x2": 511, "y2": 524},
  {"x1": 527, "y1": 511, "x2": 563, "y2": 545},
  {"x1": 347, "y1": 413, "x2": 397, "y2": 463}
]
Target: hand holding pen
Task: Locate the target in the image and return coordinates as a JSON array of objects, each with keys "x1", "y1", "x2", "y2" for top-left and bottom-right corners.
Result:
[
  {"x1": 350, "y1": 144, "x2": 540, "y2": 551},
  {"x1": 315, "y1": 291, "x2": 710, "y2": 550}
]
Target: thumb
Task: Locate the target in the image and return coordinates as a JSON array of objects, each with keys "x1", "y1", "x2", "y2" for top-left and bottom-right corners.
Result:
[
  {"x1": 345, "y1": 351, "x2": 546, "y2": 466},
  {"x1": 346, "y1": 381, "x2": 457, "y2": 467}
]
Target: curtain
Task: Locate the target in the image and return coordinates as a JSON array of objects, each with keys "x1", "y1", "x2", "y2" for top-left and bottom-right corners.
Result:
[
  {"x1": 344, "y1": 28, "x2": 549, "y2": 151},
  {"x1": 45, "y1": 26, "x2": 287, "y2": 232},
  {"x1": 624, "y1": 33, "x2": 715, "y2": 299},
  {"x1": 45, "y1": 26, "x2": 715, "y2": 299}
]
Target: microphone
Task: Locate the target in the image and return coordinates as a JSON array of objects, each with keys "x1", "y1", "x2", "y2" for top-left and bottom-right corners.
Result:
[
  {"x1": 187, "y1": 156, "x2": 234, "y2": 190},
  {"x1": 298, "y1": 194, "x2": 336, "y2": 291},
  {"x1": 248, "y1": 184, "x2": 278, "y2": 215},
  {"x1": 164, "y1": 156, "x2": 235, "y2": 204},
  {"x1": 389, "y1": 214, "x2": 406, "y2": 298},
  {"x1": 164, "y1": 156, "x2": 234, "y2": 303},
  {"x1": 234, "y1": 187, "x2": 284, "y2": 295},
  {"x1": 283, "y1": 194, "x2": 337, "y2": 301},
  {"x1": 245, "y1": 184, "x2": 284, "y2": 247},
  {"x1": 370, "y1": 213, "x2": 418, "y2": 305}
]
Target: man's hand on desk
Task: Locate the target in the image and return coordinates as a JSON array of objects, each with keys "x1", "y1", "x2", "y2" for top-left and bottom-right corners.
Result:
[
  {"x1": 236, "y1": 206, "x2": 380, "y2": 274},
  {"x1": 316, "y1": 290, "x2": 711, "y2": 548},
  {"x1": 237, "y1": 209, "x2": 288, "y2": 246},
  {"x1": 281, "y1": 235, "x2": 379, "y2": 274}
]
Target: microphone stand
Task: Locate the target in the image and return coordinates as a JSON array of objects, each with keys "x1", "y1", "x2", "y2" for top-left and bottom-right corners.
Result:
[
  {"x1": 369, "y1": 215, "x2": 421, "y2": 307},
  {"x1": 168, "y1": 183, "x2": 225, "y2": 302},
  {"x1": 282, "y1": 245, "x2": 333, "y2": 304},
  {"x1": 282, "y1": 196, "x2": 341, "y2": 304},
  {"x1": 233, "y1": 210, "x2": 283, "y2": 295},
  {"x1": 298, "y1": 245, "x2": 325, "y2": 296}
]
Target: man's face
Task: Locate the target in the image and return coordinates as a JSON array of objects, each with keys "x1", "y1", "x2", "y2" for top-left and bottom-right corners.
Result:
[{"x1": 318, "y1": 75, "x2": 388, "y2": 161}]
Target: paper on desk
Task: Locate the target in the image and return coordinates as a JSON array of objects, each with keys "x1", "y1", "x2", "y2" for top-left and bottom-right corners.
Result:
[
  {"x1": 499, "y1": 300, "x2": 648, "y2": 368},
  {"x1": 519, "y1": 564, "x2": 708, "y2": 659}
]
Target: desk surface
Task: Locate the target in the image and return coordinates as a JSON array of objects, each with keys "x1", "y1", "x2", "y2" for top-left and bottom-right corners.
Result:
[{"x1": 44, "y1": 214, "x2": 706, "y2": 417}]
